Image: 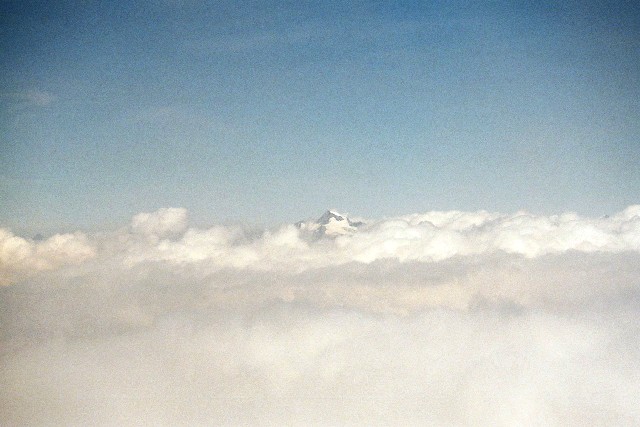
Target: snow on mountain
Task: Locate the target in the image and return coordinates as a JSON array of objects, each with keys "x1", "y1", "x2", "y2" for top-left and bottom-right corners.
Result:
[{"x1": 296, "y1": 210, "x2": 364, "y2": 237}]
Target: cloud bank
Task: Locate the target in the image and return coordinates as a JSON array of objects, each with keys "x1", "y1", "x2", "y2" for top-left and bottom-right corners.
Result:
[{"x1": 1, "y1": 207, "x2": 640, "y2": 425}]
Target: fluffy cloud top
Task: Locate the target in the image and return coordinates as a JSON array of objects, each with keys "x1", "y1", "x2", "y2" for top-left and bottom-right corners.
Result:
[
  {"x1": 0, "y1": 229, "x2": 95, "y2": 285},
  {"x1": 1, "y1": 206, "x2": 640, "y2": 425},
  {"x1": 129, "y1": 207, "x2": 189, "y2": 238},
  {"x1": 2, "y1": 206, "x2": 638, "y2": 284}
]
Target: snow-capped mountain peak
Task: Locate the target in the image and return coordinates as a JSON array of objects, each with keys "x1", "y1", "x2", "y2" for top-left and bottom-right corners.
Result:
[
  {"x1": 296, "y1": 210, "x2": 364, "y2": 237},
  {"x1": 318, "y1": 210, "x2": 347, "y2": 224}
]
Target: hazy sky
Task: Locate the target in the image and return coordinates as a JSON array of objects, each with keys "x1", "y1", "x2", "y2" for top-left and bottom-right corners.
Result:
[{"x1": 1, "y1": 0, "x2": 639, "y2": 234}]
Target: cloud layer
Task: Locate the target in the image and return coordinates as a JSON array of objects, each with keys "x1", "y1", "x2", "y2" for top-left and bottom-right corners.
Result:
[{"x1": 1, "y1": 207, "x2": 640, "y2": 425}]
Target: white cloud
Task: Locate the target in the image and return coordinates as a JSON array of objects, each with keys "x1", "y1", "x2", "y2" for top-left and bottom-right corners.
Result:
[
  {"x1": 22, "y1": 89, "x2": 55, "y2": 106},
  {"x1": 3, "y1": 206, "x2": 639, "y2": 283},
  {"x1": 0, "y1": 229, "x2": 95, "y2": 285},
  {"x1": 1, "y1": 206, "x2": 640, "y2": 424},
  {"x1": 130, "y1": 207, "x2": 189, "y2": 238},
  {"x1": 118, "y1": 205, "x2": 640, "y2": 271},
  {"x1": 2, "y1": 89, "x2": 56, "y2": 107}
]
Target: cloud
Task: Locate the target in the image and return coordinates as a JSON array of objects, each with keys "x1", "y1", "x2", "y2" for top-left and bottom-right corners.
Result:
[
  {"x1": 129, "y1": 207, "x2": 189, "y2": 238},
  {"x1": 2, "y1": 89, "x2": 56, "y2": 107},
  {"x1": 118, "y1": 206, "x2": 640, "y2": 273},
  {"x1": 0, "y1": 229, "x2": 95, "y2": 285},
  {"x1": 1, "y1": 206, "x2": 640, "y2": 424},
  {"x1": 21, "y1": 89, "x2": 55, "y2": 106},
  {"x1": 3, "y1": 206, "x2": 638, "y2": 284}
]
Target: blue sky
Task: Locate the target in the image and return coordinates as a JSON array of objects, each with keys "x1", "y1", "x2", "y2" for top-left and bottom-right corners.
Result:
[{"x1": 1, "y1": 0, "x2": 639, "y2": 234}]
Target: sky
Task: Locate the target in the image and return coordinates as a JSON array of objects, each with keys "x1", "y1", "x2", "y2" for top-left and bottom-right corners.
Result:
[{"x1": 1, "y1": 1, "x2": 639, "y2": 233}]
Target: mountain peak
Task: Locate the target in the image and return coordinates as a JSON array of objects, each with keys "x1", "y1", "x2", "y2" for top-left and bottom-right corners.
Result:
[
  {"x1": 317, "y1": 210, "x2": 347, "y2": 225},
  {"x1": 294, "y1": 210, "x2": 364, "y2": 238}
]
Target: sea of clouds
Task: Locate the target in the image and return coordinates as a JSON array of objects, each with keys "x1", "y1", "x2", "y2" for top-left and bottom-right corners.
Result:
[{"x1": 1, "y1": 206, "x2": 640, "y2": 425}]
